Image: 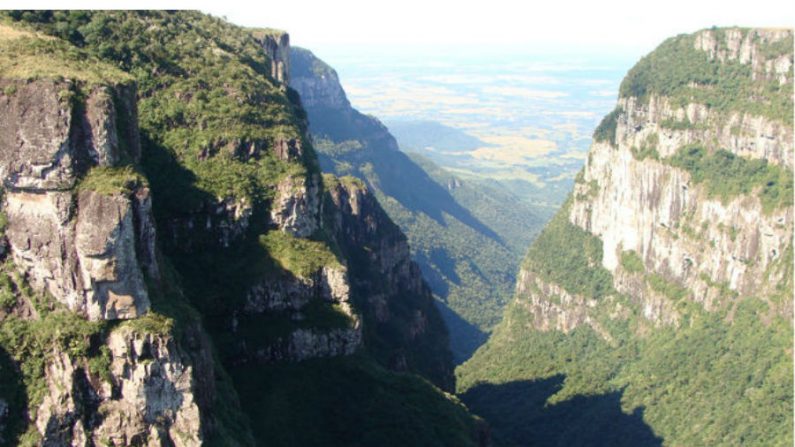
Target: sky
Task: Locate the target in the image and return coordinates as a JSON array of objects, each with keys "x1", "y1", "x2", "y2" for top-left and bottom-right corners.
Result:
[
  {"x1": 199, "y1": 0, "x2": 793, "y2": 51},
  {"x1": 12, "y1": 1, "x2": 795, "y2": 59}
]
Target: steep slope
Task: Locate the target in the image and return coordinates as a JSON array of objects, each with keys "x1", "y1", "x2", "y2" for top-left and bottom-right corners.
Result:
[
  {"x1": 0, "y1": 22, "x2": 246, "y2": 445},
  {"x1": 0, "y1": 11, "x2": 484, "y2": 446},
  {"x1": 458, "y1": 28, "x2": 793, "y2": 446},
  {"x1": 290, "y1": 47, "x2": 545, "y2": 361}
]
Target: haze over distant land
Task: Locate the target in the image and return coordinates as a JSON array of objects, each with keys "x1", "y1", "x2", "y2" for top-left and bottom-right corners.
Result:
[{"x1": 318, "y1": 45, "x2": 634, "y2": 209}]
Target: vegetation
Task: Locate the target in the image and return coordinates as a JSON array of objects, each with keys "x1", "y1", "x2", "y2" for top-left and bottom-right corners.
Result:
[
  {"x1": 659, "y1": 116, "x2": 697, "y2": 130},
  {"x1": 259, "y1": 230, "x2": 342, "y2": 278},
  {"x1": 575, "y1": 177, "x2": 600, "y2": 201},
  {"x1": 0, "y1": 12, "x2": 484, "y2": 445},
  {"x1": 646, "y1": 273, "x2": 688, "y2": 302},
  {"x1": 630, "y1": 133, "x2": 661, "y2": 161},
  {"x1": 374, "y1": 184, "x2": 534, "y2": 360},
  {"x1": 620, "y1": 29, "x2": 793, "y2": 125},
  {"x1": 522, "y1": 200, "x2": 615, "y2": 299},
  {"x1": 667, "y1": 145, "x2": 793, "y2": 213},
  {"x1": 460, "y1": 169, "x2": 793, "y2": 445},
  {"x1": 233, "y1": 355, "x2": 482, "y2": 447},
  {"x1": 5, "y1": 11, "x2": 309, "y2": 207},
  {"x1": 592, "y1": 106, "x2": 622, "y2": 146},
  {"x1": 619, "y1": 250, "x2": 645, "y2": 274},
  {"x1": 459, "y1": 269, "x2": 793, "y2": 446},
  {"x1": 0, "y1": 21, "x2": 130, "y2": 84},
  {"x1": 77, "y1": 166, "x2": 146, "y2": 195},
  {"x1": 0, "y1": 261, "x2": 110, "y2": 444}
]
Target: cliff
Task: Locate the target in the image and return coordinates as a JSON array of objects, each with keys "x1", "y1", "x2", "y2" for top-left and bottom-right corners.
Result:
[
  {"x1": 0, "y1": 11, "x2": 483, "y2": 446},
  {"x1": 0, "y1": 25, "x2": 223, "y2": 445},
  {"x1": 458, "y1": 28, "x2": 793, "y2": 446},
  {"x1": 290, "y1": 47, "x2": 544, "y2": 362},
  {"x1": 550, "y1": 27, "x2": 793, "y2": 330},
  {"x1": 251, "y1": 28, "x2": 290, "y2": 85}
]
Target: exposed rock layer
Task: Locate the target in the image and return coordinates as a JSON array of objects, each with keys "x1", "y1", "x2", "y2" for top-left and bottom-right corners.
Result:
[
  {"x1": 1, "y1": 80, "x2": 154, "y2": 321},
  {"x1": 516, "y1": 27, "x2": 794, "y2": 333}
]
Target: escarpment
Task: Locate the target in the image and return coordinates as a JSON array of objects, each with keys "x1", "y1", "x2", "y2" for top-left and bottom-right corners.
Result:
[
  {"x1": 459, "y1": 27, "x2": 793, "y2": 447},
  {"x1": 324, "y1": 175, "x2": 455, "y2": 390},
  {"x1": 502, "y1": 28, "x2": 794, "y2": 336},
  {"x1": 561, "y1": 28, "x2": 794, "y2": 328},
  {"x1": 2, "y1": 11, "x2": 481, "y2": 447}
]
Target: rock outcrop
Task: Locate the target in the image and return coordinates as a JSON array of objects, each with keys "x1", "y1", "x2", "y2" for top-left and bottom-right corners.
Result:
[
  {"x1": 325, "y1": 176, "x2": 456, "y2": 391},
  {"x1": 252, "y1": 29, "x2": 290, "y2": 85},
  {"x1": 34, "y1": 325, "x2": 206, "y2": 447},
  {"x1": 289, "y1": 48, "x2": 349, "y2": 110},
  {"x1": 0, "y1": 74, "x2": 216, "y2": 445},
  {"x1": 516, "y1": 27, "x2": 794, "y2": 333},
  {"x1": 1, "y1": 79, "x2": 155, "y2": 321},
  {"x1": 694, "y1": 28, "x2": 793, "y2": 83},
  {"x1": 269, "y1": 173, "x2": 321, "y2": 238}
]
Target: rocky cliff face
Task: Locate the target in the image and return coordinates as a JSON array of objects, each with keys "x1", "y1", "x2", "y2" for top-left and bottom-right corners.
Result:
[
  {"x1": 289, "y1": 48, "x2": 349, "y2": 110},
  {"x1": 519, "y1": 27, "x2": 794, "y2": 332},
  {"x1": 1, "y1": 12, "x2": 481, "y2": 446},
  {"x1": 34, "y1": 324, "x2": 207, "y2": 447},
  {"x1": 1, "y1": 79, "x2": 153, "y2": 322},
  {"x1": 290, "y1": 46, "x2": 539, "y2": 364},
  {"x1": 325, "y1": 175, "x2": 455, "y2": 389},
  {"x1": 252, "y1": 29, "x2": 290, "y2": 85},
  {"x1": 0, "y1": 75, "x2": 215, "y2": 445}
]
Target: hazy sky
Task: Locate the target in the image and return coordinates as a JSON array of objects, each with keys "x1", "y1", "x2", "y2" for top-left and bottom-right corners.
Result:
[
  {"x1": 16, "y1": 1, "x2": 795, "y2": 55},
  {"x1": 200, "y1": 0, "x2": 792, "y2": 53}
]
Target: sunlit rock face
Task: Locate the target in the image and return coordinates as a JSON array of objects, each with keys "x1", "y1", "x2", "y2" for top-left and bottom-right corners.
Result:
[
  {"x1": 1, "y1": 79, "x2": 156, "y2": 321},
  {"x1": 517, "y1": 28, "x2": 794, "y2": 333},
  {"x1": 35, "y1": 326, "x2": 207, "y2": 447}
]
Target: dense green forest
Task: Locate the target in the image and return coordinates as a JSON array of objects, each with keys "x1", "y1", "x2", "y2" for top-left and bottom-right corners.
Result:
[
  {"x1": 459, "y1": 297, "x2": 792, "y2": 446},
  {"x1": 458, "y1": 205, "x2": 793, "y2": 446}
]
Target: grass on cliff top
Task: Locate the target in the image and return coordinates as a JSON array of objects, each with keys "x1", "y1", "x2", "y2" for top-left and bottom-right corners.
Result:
[
  {"x1": 4, "y1": 10, "x2": 311, "y2": 205},
  {"x1": 0, "y1": 22, "x2": 130, "y2": 84},
  {"x1": 77, "y1": 166, "x2": 148, "y2": 196},
  {"x1": 249, "y1": 27, "x2": 287, "y2": 39},
  {"x1": 322, "y1": 173, "x2": 366, "y2": 192},
  {"x1": 619, "y1": 28, "x2": 793, "y2": 125},
  {"x1": 259, "y1": 230, "x2": 343, "y2": 278}
]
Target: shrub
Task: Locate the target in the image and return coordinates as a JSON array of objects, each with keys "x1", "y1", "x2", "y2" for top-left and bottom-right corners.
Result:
[
  {"x1": 667, "y1": 146, "x2": 793, "y2": 213},
  {"x1": 620, "y1": 250, "x2": 645, "y2": 274},
  {"x1": 593, "y1": 107, "x2": 622, "y2": 146}
]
